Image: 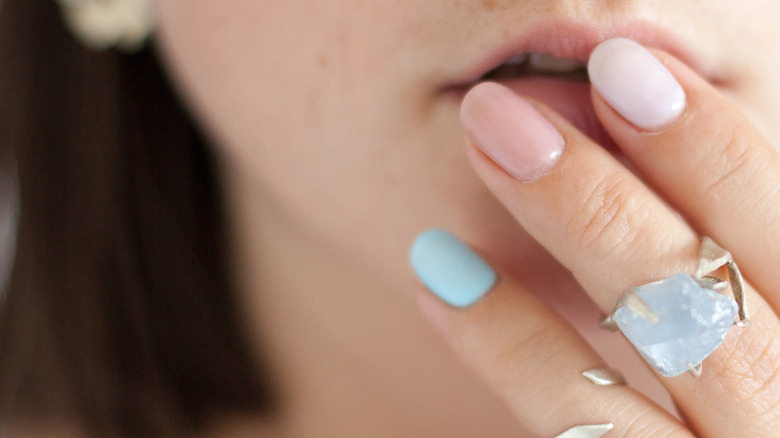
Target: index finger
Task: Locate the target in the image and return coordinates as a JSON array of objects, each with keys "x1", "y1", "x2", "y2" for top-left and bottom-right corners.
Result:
[{"x1": 589, "y1": 38, "x2": 780, "y2": 309}]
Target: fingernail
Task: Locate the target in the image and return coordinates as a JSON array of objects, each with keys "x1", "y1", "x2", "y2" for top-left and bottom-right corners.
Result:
[
  {"x1": 409, "y1": 229, "x2": 496, "y2": 308},
  {"x1": 588, "y1": 38, "x2": 686, "y2": 131},
  {"x1": 460, "y1": 82, "x2": 565, "y2": 181}
]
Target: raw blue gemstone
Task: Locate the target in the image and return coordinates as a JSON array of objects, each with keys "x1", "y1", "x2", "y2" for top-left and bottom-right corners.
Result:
[{"x1": 614, "y1": 273, "x2": 738, "y2": 377}]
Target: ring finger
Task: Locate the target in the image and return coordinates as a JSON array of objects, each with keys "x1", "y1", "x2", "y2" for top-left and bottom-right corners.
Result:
[{"x1": 410, "y1": 229, "x2": 691, "y2": 437}]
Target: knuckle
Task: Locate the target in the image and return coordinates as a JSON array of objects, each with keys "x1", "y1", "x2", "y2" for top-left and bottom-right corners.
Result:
[
  {"x1": 698, "y1": 125, "x2": 766, "y2": 204},
  {"x1": 545, "y1": 395, "x2": 692, "y2": 438},
  {"x1": 492, "y1": 319, "x2": 567, "y2": 388},
  {"x1": 566, "y1": 170, "x2": 648, "y2": 257},
  {"x1": 708, "y1": 307, "x2": 780, "y2": 421},
  {"x1": 618, "y1": 408, "x2": 691, "y2": 438}
]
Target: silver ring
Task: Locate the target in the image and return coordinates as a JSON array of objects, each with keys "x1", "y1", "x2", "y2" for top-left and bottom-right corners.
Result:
[{"x1": 600, "y1": 237, "x2": 749, "y2": 377}]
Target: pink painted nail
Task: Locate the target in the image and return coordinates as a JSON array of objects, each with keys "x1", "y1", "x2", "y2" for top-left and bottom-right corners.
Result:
[
  {"x1": 460, "y1": 82, "x2": 565, "y2": 181},
  {"x1": 588, "y1": 38, "x2": 686, "y2": 131}
]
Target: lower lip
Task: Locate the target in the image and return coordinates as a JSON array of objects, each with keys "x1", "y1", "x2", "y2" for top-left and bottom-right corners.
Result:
[{"x1": 449, "y1": 77, "x2": 617, "y2": 152}]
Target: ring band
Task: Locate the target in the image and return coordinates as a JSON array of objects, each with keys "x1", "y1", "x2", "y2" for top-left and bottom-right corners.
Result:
[
  {"x1": 600, "y1": 237, "x2": 749, "y2": 377},
  {"x1": 554, "y1": 423, "x2": 614, "y2": 438},
  {"x1": 582, "y1": 368, "x2": 626, "y2": 386}
]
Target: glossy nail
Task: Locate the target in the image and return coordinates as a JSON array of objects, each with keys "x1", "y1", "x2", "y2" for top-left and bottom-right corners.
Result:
[
  {"x1": 588, "y1": 38, "x2": 686, "y2": 131},
  {"x1": 410, "y1": 229, "x2": 496, "y2": 308},
  {"x1": 460, "y1": 82, "x2": 565, "y2": 181}
]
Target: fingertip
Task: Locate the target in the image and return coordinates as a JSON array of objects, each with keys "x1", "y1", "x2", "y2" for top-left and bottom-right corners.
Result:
[
  {"x1": 459, "y1": 82, "x2": 566, "y2": 182},
  {"x1": 409, "y1": 228, "x2": 497, "y2": 308},
  {"x1": 587, "y1": 38, "x2": 687, "y2": 132}
]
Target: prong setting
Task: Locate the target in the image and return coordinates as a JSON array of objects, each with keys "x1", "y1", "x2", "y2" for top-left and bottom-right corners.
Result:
[
  {"x1": 554, "y1": 423, "x2": 614, "y2": 438},
  {"x1": 601, "y1": 237, "x2": 748, "y2": 377},
  {"x1": 688, "y1": 363, "x2": 702, "y2": 378},
  {"x1": 620, "y1": 291, "x2": 659, "y2": 323}
]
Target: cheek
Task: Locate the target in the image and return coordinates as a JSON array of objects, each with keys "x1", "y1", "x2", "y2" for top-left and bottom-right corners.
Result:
[
  {"x1": 155, "y1": 1, "x2": 381, "y2": 206},
  {"x1": 154, "y1": 2, "x2": 439, "y2": 252},
  {"x1": 156, "y1": 0, "x2": 347, "y2": 152},
  {"x1": 154, "y1": 0, "x2": 443, "y2": 168},
  {"x1": 692, "y1": 2, "x2": 780, "y2": 145},
  {"x1": 153, "y1": 0, "x2": 534, "y2": 288}
]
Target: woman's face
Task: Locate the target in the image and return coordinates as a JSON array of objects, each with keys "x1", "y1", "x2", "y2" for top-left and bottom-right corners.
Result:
[{"x1": 154, "y1": 1, "x2": 780, "y2": 293}]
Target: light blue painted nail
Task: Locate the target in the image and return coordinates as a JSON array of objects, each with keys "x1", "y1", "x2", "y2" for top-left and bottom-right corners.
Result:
[{"x1": 409, "y1": 229, "x2": 497, "y2": 308}]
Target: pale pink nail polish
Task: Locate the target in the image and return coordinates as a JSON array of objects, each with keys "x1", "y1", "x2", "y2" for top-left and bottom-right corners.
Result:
[
  {"x1": 588, "y1": 38, "x2": 686, "y2": 131},
  {"x1": 460, "y1": 82, "x2": 565, "y2": 181}
]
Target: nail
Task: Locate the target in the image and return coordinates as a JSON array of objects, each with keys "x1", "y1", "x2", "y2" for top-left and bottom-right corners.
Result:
[
  {"x1": 409, "y1": 229, "x2": 496, "y2": 308},
  {"x1": 460, "y1": 82, "x2": 565, "y2": 181},
  {"x1": 588, "y1": 38, "x2": 686, "y2": 131}
]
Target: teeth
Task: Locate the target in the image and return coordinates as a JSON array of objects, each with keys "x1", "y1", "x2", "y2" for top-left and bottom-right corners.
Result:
[
  {"x1": 526, "y1": 53, "x2": 585, "y2": 73},
  {"x1": 481, "y1": 52, "x2": 587, "y2": 82},
  {"x1": 503, "y1": 54, "x2": 528, "y2": 65}
]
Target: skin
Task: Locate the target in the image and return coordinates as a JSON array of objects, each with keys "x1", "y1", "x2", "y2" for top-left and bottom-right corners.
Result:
[{"x1": 154, "y1": 1, "x2": 780, "y2": 437}]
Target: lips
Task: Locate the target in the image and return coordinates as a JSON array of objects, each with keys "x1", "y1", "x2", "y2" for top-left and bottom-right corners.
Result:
[
  {"x1": 446, "y1": 19, "x2": 708, "y2": 88},
  {"x1": 442, "y1": 19, "x2": 707, "y2": 147}
]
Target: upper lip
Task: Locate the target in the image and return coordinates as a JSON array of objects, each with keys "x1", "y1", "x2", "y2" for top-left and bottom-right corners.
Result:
[{"x1": 442, "y1": 18, "x2": 717, "y2": 90}]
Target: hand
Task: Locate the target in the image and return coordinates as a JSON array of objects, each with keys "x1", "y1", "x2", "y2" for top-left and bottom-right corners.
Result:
[{"x1": 411, "y1": 38, "x2": 780, "y2": 437}]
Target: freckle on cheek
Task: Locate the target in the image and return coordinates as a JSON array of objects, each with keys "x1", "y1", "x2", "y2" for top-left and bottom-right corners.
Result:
[
  {"x1": 476, "y1": 0, "x2": 515, "y2": 12},
  {"x1": 317, "y1": 55, "x2": 330, "y2": 69},
  {"x1": 480, "y1": 0, "x2": 497, "y2": 12}
]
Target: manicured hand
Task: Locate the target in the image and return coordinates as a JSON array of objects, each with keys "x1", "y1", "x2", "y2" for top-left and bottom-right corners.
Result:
[{"x1": 411, "y1": 38, "x2": 780, "y2": 437}]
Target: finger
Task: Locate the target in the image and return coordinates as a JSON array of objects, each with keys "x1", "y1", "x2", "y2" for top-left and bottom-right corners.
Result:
[
  {"x1": 409, "y1": 228, "x2": 691, "y2": 437},
  {"x1": 589, "y1": 37, "x2": 780, "y2": 313},
  {"x1": 586, "y1": 38, "x2": 780, "y2": 436},
  {"x1": 461, "y1": 81, "x2": 696, "y2": 307},
  {"x1": 460, "y1": 80, "x2": 780, "y2": 437}
]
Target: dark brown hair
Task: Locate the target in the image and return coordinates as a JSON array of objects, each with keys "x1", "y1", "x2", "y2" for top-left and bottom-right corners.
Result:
[{"x1": 0, "y1": 1, "x2": 274, "y2": 436}]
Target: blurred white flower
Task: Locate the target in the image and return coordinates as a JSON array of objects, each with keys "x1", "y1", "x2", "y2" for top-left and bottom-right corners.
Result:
[{"x1": 57, "y1": 0, "x2": 156, "y2": 52}]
